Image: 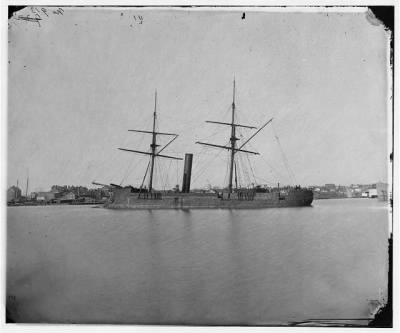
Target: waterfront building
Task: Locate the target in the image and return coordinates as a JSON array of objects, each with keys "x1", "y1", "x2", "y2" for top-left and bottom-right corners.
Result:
[
  {"x1": 7, "y1": 186, "x2": 22, "y2": 202},
  {"x1": 325, "y1": 184, "x2": 336, "y2": 191},
  {"x1": 376, "y1": 182, "x2": 390, "y2": 201},
  {"x1": 36, "y1": 192, "x2": 55, "y2": 203},
  {"x1": 58, "y1": 192, "x2": 76, "y2": 203}
]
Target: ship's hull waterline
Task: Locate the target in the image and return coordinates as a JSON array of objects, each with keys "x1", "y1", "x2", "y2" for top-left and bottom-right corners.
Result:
[
  {"x1": 105, "y1": 188, "x2": 313, "y2": 209},
  {"x1": 102, "y1": 83, "x2": 314, "y2": 210}
]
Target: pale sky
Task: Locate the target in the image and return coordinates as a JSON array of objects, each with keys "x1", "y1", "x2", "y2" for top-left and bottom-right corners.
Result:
[{"x1": 7, "y1": 6, "x2": 391, "y2": 192}]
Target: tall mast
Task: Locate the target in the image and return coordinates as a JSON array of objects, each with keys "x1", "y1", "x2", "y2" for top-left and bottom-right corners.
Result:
[
  {"x1": 196, "y1": 79, "x2": 275, "y2": 196},
  {"x1": 228, "y1": 79, "x2": 236, "y2": 197},
  {"x1": 26, "y1": 168, "x2": 29, "y2": 198},
  {"x1": 118, "y1": 90, "x2": 182, "y2": 194},
  {"x1": 148, "y1": 90, "x2": 157, "y2": 192}
]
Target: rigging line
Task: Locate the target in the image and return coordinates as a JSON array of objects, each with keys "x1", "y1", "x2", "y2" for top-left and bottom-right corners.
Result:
[
  {"x1": 94, "y1": 133, "x2": 137, "y2": 182},
  {"x1": 190, "y1": 150, "x2": 205, "y2": 175},
  {"x1": 235, "y1": 105, "x2": 252, "y2": 126},
  {"x1": 156, "y1": 161, "x2": 165, "y2": 190},
  {"x1": 119, "y1": 147, "x2": 150, "y2": 186},
  {"x1": 119, "y1": 143, "x2": 148, "y2": 185},
  {"x1": 202, "y1": 107, "x2": 233, "y2": 134},
  {"x1": 164, "y1": 159, "x2": 173, "y2": 190},
  {"x1": 152, "y1": 158, "x2": 158, "y2": 190},
  {"x1": 245, "y1": 152, "x2": 257, "y2": 186},
  {"x1": 242, "y1": 143, "x2": 257, "y2": 184},
  {"x1": 119, "y1": 154, "x2": 137, "y2": 186},
  {"x1": 193, "y1": 147, "x2": 220, "y2": 169},
  {"x1": 156, "y1": 135, "x2": 179, "y2": 155},
  {"x1": 191, "y1": 142, "x2": 226, "y2": 179},
  {"x1": 234, "y1": 159, "x2": 238, "y2": 190},
  {"x1": 190, "y1": 149, "x2": 209, "y2": 180},
  {"x1": 252, "y1": 174, "x2": 273, "y2": 184},
  {"x1": 151, "y1": 161, "x2": 158, "y2": 190},
  {"x1": 205, "y1": 103, "x2": 236, "y2": 129},
  {"x1": 154, "y1": 158, "x2": 160, "y2": 190},
  {"x1": 192, "y1": 165, "x2": 213, "y2": 185},
  {"x1": 252, "y1": 157, "x2": 262, "y2": 184},
  {"x1": 170, "y1": 160, "x2": 175, "y2": 188},
  {"x1": 222, "y1": 150, "x2": 229, "y2": 190},
  {"x1": 238, "y1": 117, "x2": 273, "y2": 150},
  {"x1": 242, "y1": 154, "x2": 250, "y2": 187},
  {"x1": 273, "y1": 132, "x2": 297, "y2": 184},
  {"x1": 114, "y1": 132, "x2": 148, "y2": 185},
  {"x1": 191, "y1": 140, "x2": 230, "y2": 184},
  {"x1": 191, "y1": 156, "x2": 208, "y2": 181},
  {"x1": 236, "y1": 155, "x2": 242, "y2": 188},
  {"x1": 240, "y1": 153, "x2": 251, "y2": 186},
  {"x1": 234, "y1": 158, "x2": 238, "y2": 189},
  {"x1": 246, "y1": 133, "x2": 284, "y2": 182},
  {"x1": 226, "y1": 149, "x2": 232, "y2": 189},
  {"x1": 171, "y1": 160, "x2": 175, "y2": 188},
  {"x1": 176, "y1": 159, "x2": 179, "y2": 187},
  {"x1": 236, "y1": 152, "x2": 243, "y2": 185},
  {"x1": 157, "y1": 159, "x2": 164, "y2": 191},
  {"x1": 161, "y1": 159, "x2": 170, "y2": 191},
  {"x1": 197, "y1": 126, "x2": 226, "y2": 141},
  {"x1": 169, "y1": 160, "x2": 175, "y2": 189},
  {"x1": 271, "y1": 122, "x2": 296, "y2": 183},
  {"x1": 222, "y1": 102, "x2": 234, "y2": 120},
  {"x1": 139, "y1": 160, "x2": 151, "y2": 192},
  {"x1": 236, "y1": 154, "x2": 246, "y2": 187},
  {"x1": 191, "y1": 153, "x2": 219, "y2": 185},
  {"x1": 196, "y1": 123, "x2": 234, "y2": 147},
  {"x1": 156, "y1": 159, "x2": 162, "y2": 190},
  {"x1": 237, "y1": 152, "x2": 245, "y2": 186},
  {"x1": 259, "y1": 153, "x2": 291, "y2": 183}
]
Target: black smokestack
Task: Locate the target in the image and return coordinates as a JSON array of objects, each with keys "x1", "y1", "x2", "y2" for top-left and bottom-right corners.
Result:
[{"x1": 182, "y1": 153, "x2": 193, "y2": 193}]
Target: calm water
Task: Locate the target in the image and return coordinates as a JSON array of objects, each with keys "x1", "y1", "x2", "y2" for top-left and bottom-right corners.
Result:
[{"x1": 7, "y1": 199, "x2": 390, "y2": 325}]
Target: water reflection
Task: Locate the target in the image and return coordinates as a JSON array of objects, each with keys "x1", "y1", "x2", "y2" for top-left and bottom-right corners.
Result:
[
  {"x1": 145, "y1": 212, "x2": 162, "y2": 323},
  {"x1": 181, "y1": 210, "x2": 207, "y2": 323},
  {"x1": 6, "y1": 199, "x2": 389, "y2": 324},
  {"x1": 226, "y1": 210, "x2": 249, "y2": 324}
]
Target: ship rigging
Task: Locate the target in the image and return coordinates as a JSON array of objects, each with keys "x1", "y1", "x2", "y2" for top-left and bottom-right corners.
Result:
[
  {"x1": 94, "y1": 80, "x2": 313, "y2": 209},
  {"x1": 118, "y1": 91, "x2": 183, "y2": 193},
  {"x1": 196, "y1": 79, "x2": 273, "y2": 197}
]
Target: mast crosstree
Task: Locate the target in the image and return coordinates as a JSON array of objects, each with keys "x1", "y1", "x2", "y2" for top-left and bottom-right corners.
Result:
[
  {"x1": 119, "y1": 91, "x2": 182, "y2": 193},
  {"x1": 196, "y1": 79, "x2": 273, "y2": 197}
]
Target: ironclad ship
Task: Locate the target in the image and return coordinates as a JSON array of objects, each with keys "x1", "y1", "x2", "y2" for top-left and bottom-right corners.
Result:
[{"x1": 101, "y1": 81, "x2": 313, "y2": 209}]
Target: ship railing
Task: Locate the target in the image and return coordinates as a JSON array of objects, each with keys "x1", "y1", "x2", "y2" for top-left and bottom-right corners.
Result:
[
  {"x1": 236, "y1": 189, "x2": 256, "y2": 201},
  {"x1": 137, "y1": 192, "x2": 162, "y2": 200}
]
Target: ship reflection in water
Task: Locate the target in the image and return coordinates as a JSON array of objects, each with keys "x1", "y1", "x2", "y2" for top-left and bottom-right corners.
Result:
[{"x1": 7, "y1": 198, "x2": 389, "y2": 325}]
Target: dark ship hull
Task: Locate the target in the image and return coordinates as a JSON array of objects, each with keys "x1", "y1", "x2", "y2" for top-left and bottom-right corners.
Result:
[
  {"x1": 102, "y1": 82, "x2": 314, "y2": 210},
  {"x1": 105, "y1": 187, "x2": 313, "y2": 209}
]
